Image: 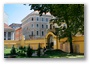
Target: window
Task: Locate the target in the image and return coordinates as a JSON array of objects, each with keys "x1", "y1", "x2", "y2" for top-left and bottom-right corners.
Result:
[
  {"x1": 46, "y1": 25, "x2": 48, "y2": 29},
  {"x1": 37, "y1": 17, "x2": 39, "y2": 21},
  {"x1": 31, "y1": 31, "x2": 33, "y2": 36},
  {"x1": 32, "y1": 17, "x2": 33, "y2": 21},
  {"x1": 31, "y1": 24, "x2": 34, "y2": 27},
  {"x1": 37, "y1": 31, "x2": 38, "y2": 36},
  {"x1": 42, "y1": 31, "x2": 44, "y2": 36},
  {"x1": 4, "y1": 32, "x2": 6, "y2": 40},
  {"x1": 50, "y1": 24, "x2": 52, "y2": 29},
  {"x1": 37, "y1": 24, "x2": 38, "y2": 27},
  {"x1": 8, "y1": 32, "x2": 11, "y2": 40},
  {"x1": 46, "y1": 18, "x2": 48, "y2": 22},
  {"x1": 42, "y1": 18, "x2": 44, "y2": 21},
  {"x1": 42, "y1": 24, "x2": 44, "y2": 28}
]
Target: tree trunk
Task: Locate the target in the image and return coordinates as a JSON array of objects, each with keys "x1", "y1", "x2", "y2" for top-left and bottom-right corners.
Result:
[{"x1": 68, "y1": 32, "x2": 73, "y2": 53}]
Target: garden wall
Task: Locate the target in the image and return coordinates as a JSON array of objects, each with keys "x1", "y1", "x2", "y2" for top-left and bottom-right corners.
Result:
[
  {"x1": 58, "y1": 36, "x2": 84, "y2": 54},
  {"x1": 4, "y1": 36, "x2": 84, "y2": 54}
]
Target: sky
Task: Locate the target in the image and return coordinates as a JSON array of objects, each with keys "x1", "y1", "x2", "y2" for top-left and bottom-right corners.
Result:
[{"x1": 4, "y1": 4, "x2": 34, "y2": 25}]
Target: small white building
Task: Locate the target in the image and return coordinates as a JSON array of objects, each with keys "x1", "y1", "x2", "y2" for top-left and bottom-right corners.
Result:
[
  {"x1": 21, "y1": 11, "x2": 53, "y2": 40},
  {"x1": 4, "y1": 12, "x2": 15, "y2": 40},
  {"x1": 4, "y1": 23, "x2": 15, "y2": 40}
]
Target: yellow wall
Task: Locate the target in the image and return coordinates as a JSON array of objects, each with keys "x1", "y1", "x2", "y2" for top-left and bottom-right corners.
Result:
[
  {"x1": 4, "y1": 38, "x2": 46, "y2": 50},
  {"x1": 72, "y1": 36, "x2": 84, "y2": 53},
  {"x1": 58, "y1": 36, "x2": 84, "y2": 54},
  {"x1": 4, "y1": 32, "x2": 84, "y2": 54}
]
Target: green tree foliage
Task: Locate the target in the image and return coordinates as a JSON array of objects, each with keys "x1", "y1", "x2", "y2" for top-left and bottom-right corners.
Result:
[
  {"x1": 26, "y1": 4, "x2": 84, "y2": 53},
  {"x1": 26, "y1": 45, "x2": 33, "y2": 57},
  {"x1": 10, "y1": 45, "x2": 16, "y2": 55},
  {"x1": 37, "y1": 43, "x2": 41, "y2": 57}
]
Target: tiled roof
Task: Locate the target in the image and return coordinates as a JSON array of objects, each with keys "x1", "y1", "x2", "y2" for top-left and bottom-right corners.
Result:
[
  {"x1": 4, "y1": 23, "x2": 12, "y2": 29},
  {"x1": 4, "y1": 23, "x2": 15, "y2": 32},
  {"x1": 9, "y1": 23, "x2": 22, "y2": 27}
]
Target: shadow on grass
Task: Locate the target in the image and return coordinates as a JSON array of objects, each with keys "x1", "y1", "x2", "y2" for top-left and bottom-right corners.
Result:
[{"x1": 4, "y1": 49, "x2": 84, "y2": 58}]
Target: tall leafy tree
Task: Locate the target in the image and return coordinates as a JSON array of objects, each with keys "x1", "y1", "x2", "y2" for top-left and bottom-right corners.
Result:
[{"x1": 25, "y1": 4, "x2": 84, "y2": 53}]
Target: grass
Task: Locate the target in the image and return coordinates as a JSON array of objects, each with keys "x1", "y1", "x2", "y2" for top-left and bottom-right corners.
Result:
[
  {"x1": 4, "y1": 49, "x2": 84, "y2": 58},
  {"x1": 4, "y1": 48, "x2": 11, "y2": 54}
]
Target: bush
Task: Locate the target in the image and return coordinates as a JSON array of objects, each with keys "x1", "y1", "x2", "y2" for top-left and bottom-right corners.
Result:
[
  {"x1": 26, "y1": 45, "x2": 33, "y2": 57},
  {"x1": 17, "y1": 46, "x2": 27, "y2": 56},
  {"x1": 10, "y1": 45, "x2": 16, "y2": 55},
  {"x1": 37, "y1": 43, "x2": 41, "y2": 57},
  {"x1": 44, "y1": 49, "x2": 66, "y2": 55}
]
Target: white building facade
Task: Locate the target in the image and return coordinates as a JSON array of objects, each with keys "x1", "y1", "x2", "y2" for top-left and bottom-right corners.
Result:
[
  {"x1": 4, "y1": 12, "x2": 15, "y2": 40},
  {"x1": 4, "y1": 23, "x2": 15, "y2": 40},
  {"x1": 21, "y1": 11, "x2": 53, "y2": 40}
]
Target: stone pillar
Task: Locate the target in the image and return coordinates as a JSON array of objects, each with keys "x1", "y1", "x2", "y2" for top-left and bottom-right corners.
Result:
[
  {"x1": 13, "y1": 32, "x2": 14, "y2": 40},
  {"x1": 11, "y1": 32, "x2": 14, "y2": 40},
  {"x1": 11, "y1": 32, "x2": 13, "y2": 40},
  {"x1": 6, "y1": 32, "x2": 8, "y2": 40}
]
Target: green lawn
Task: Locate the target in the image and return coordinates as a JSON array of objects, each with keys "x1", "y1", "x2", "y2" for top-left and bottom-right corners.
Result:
[
  {"x1": 4, "y1": 49, "x2": 84, "y2": 58},
  {"x1": 4, "y1": 48, "x2": 11, "y2": 54}
]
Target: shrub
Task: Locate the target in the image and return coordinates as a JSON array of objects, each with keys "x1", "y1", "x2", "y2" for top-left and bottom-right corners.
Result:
[
  {"x1": 10, "y1": 45, "x2": 16, "y2": 55},
  {"x1": 17, "y1": 46, "x2": 26, "y2": 56},
  {"x1": 37, "y1": 43, "x2": 41, "y2": 57},
  {"x1": 26, "y1": 45, "x2": 33, "y2": 57}
]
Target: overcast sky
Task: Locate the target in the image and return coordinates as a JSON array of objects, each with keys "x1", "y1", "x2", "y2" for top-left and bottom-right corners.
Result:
[{"x1": 4, "y1": 4, "x2": 34, "y2": 25}]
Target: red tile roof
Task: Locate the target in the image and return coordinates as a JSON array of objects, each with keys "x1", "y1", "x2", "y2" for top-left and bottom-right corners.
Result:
[
  {"x1": 4, "y1": 23, "x2": 15, "y2": 32},
  {"x1": 4, "y1": 23, "x2": 12, "y2": 29}
]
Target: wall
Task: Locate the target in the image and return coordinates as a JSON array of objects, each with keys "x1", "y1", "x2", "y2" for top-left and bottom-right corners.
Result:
[
  {"x1": 4, "y1": 40, "x2": 20, "y2": 48},
  {"x1": 15, "y1": 27, "x2": 22, "y2": 40},
  {"x1": 58, "y1": 36, "x2": 84, "y2": 54},
  {"x1": 4, "y1": 35, "x2": 84, "y2": 54},
  {"x1": 4, "y1": 38, "x2": 46, "y2": 50}
]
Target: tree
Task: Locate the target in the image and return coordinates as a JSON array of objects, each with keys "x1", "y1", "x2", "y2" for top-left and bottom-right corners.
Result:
[
  {"x1": 26, "y1": 45, "x2": 33, "y2": 57},
  {"x1": 10, "y1": 45, "x2": 16, "y2": 55},
  {"x1": 37, "y1": 43, "x2": 41, "y2": 57},
  {"x1": 26, "y1": 4, "x2": 84, "y2": 53}
]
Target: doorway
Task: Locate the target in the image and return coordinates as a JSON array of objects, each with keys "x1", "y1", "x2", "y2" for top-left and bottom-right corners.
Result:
[{"x1": 46, "y1": 35, "x2": 54, "y2": 49}]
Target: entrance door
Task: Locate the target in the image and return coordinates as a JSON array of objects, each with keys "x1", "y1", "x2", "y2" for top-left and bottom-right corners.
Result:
[{"x1": 46, "y1": 35, "x2": 54, "y2": 49}]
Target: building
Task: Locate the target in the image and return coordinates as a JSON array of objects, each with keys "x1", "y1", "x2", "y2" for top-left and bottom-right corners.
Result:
[
  {"x1": 15, "y1": 27, "x2": 22, "y2": 40},
  {"x1": 4, "y1": 23, "x2": 14, "y2": 40},
  {"x1": 21, "y1": 10, "x2": 53, "y2": 40},
  {"x1": 4, "y1": 12, "x2": 15, "y2": 40},
  {"x1": 9, "y1": 23, "x2": 22, "y2": 30}
]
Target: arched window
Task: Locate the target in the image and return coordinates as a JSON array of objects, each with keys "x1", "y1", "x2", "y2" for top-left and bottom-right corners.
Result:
[
  {"x1": 42, "y1": 31, "x2": 44, "y2": 36},
  {"x1": 42, "y1": 24, "x2": 44, "y2": 28},
  {"x1": 37, "y1": 31, "x2": 38, "y2": 36},
  {"x1": 32, "y1": 17, "x2": 33, "y2": 21}
]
